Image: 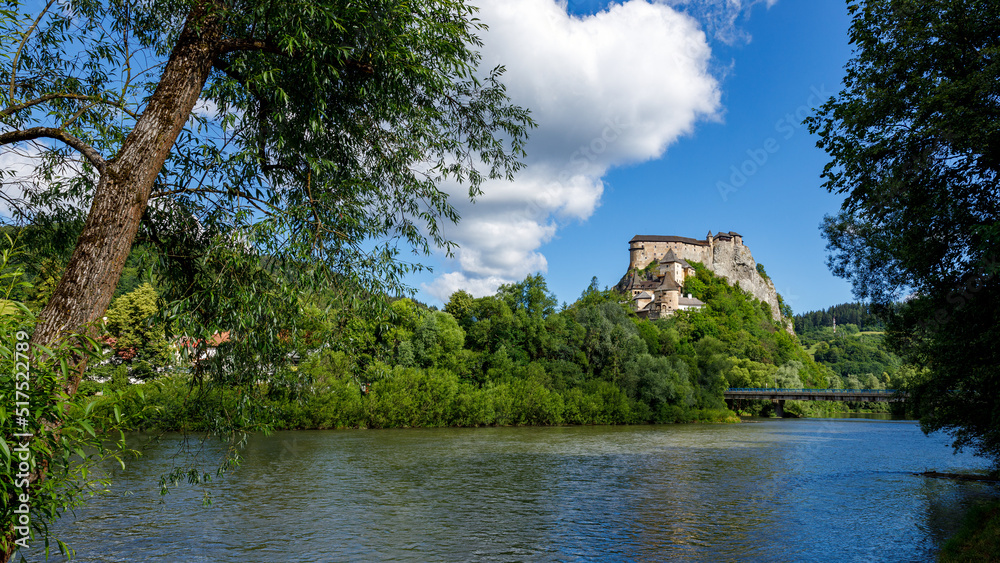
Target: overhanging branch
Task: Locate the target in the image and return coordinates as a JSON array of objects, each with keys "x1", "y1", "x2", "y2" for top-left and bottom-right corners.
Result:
[
  {"x1": 0, "y1": 93, "x2": 140, "y2": 120},
  {"x1": 0, "y1": 127, "x2": 107, "y2": 173}
]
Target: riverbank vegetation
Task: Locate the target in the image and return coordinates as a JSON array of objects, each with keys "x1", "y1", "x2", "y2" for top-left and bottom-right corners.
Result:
[
  {"x1": 5, "y1": 230, "x2": 849, "y2": 430},
  {"x1": 939, "y1": 500, "x2": 1000, "y2": 563},
  {"x1": 79, "y1": 267, "x2": 803, "y2": 430}
]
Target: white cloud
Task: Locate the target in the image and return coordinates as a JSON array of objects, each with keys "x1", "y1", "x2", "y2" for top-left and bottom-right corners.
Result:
[
  {"x1": 0, "y1": 146, "x2": 46, "y2": 221},
  {"x1": 423, "y1": 0, "x2": 722, "y2": 301},
  {"x1": 191, "y1": 98, "x2": 220, "y2": 119},
  {"x1": 0, "y1": 142, "x2": 96, "y2": 223},
  {"x1": 425, "y1": 272, "x2": 515, "y2": 302}
]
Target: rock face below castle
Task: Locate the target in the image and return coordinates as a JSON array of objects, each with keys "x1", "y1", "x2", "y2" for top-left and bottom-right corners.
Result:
[{"x1": 617, "y1": 231, "x2": 786, "y2": 326}]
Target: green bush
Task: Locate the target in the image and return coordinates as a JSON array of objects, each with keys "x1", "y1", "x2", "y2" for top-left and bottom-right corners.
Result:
[
  {"x1": 451, "y1": 383, "x2": 496, "y2": 426},
  {"x1": 109, "y1": 364, "x2": 130, "y2": 391},
  {"x1": 365, "y1": 367, "x2": 459, "y2": 428},
  {"x1": 562, "y1": 387, "x2": 604, "y2": 424},
  {"x1": 489, "y1": 379, "x2": 564, "y2": 426}
]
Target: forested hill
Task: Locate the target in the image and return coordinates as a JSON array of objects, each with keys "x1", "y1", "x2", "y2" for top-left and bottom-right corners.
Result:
[
  {"x1": 793, "y1": 302, "x2": 884, "y2": 334},
  {"x1": 793, "y1": 302, "x2": 910, "y2": 393},
  {"x1": 7, "y1": 218, "x2": 842, "y2": 427},
  {"x1": 76, "y1": 263, "x2": 832, "y2": 430}
]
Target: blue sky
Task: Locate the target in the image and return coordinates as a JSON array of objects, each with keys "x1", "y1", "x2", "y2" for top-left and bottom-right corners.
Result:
[
  {"x1": 548, "y1": 0, "x2": 857, "y2": 314},
  {"x1": 410, "y1": 0, "x2": 859, "y2": 315}
]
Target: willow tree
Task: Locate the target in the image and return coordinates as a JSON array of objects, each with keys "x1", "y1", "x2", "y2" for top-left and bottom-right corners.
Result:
[
  {"x1": 0, "y1": 0, "x2": 531, "y2": 558},
  {"x1": 807, "y1": 0, "x2": 1000, "y2": 470}
]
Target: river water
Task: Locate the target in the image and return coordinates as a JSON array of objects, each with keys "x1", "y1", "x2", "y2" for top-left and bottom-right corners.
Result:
[{"x1": 28, "y1": 419, "x2": 999, "y2": 562}]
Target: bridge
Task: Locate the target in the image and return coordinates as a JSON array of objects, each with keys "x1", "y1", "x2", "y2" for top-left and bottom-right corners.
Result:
[{"x1": 724, "y1": 388, "x2": 906, "y2": 417}]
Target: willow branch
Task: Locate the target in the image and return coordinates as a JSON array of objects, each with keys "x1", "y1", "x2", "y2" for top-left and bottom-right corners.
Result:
[
  {"x1": 149, "y1": 185, "x2": 276, "y2": 217},
  {"x1": 0, "y1": 127, "x2": 107, "y2": 173},
  {"x1": 60, "y1": 101, "x2": 98, "y2": 128},
  {"x1": 1, "y1": 92, "x2": 139, "y2": 120},
  {"x1": 9, "y1": 0, "x2": 59, "y2": 101}
]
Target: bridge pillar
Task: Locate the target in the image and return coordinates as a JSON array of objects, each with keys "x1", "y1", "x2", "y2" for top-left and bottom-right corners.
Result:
[{"x1": 774, "y1": 399, "x2": 785, "y2": 418}]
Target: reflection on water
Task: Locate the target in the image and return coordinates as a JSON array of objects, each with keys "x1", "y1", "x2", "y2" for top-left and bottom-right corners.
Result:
[
  {"x1": 835, "y1": 412, "x2": 903, "y2": 420},
  {"x1": 28, "y1": 420, "x2": 999, "y2": 562}
]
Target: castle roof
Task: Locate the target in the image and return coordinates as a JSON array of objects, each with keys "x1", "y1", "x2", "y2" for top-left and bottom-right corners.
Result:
[
  {"x1": 662, "y1": 249, "x2": 680, "y2": 263},
  {"x1": 658, "y1": 276, "x2": 682, "y2": 291},
  {"x1": 630, "y1": 235, "x2": 707, "y2": 246},
  {"x1": 632, "y1": 291, "x2": 653, "y2": 300},
  {"x1": 679, "y1": 295, "x2": 706, "y2": 307}
]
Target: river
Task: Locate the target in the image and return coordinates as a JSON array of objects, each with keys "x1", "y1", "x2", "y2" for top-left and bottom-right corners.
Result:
[{"x1": 27, "y1": 418, "x2": 999, "y2": 562}]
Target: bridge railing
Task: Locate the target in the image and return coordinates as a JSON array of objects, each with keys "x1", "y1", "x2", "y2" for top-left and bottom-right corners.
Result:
[{"x1": 726, "y1": 388, "x2": 900, "y2": 394}]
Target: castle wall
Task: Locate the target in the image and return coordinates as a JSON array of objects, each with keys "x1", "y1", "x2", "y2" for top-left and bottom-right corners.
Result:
[{"x1": 629, "y1": 241, "x2": 711, "y2": 270}]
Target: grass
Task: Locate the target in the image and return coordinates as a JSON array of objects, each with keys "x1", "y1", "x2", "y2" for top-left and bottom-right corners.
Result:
[
  {"x1": 800, "y1": 342, "x2": 822, "y2": 358},
  {"x1": 940, "y1": 500, "x2": 1000, "y2": 562}
]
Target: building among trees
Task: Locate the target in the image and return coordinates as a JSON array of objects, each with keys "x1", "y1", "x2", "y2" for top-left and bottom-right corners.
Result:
[
  {"x1": 618, "y1": 231, "x2": 779, "y2": 320},
  {"x1": 623, "y1": 248, "x2": 706, "y2": 319}
]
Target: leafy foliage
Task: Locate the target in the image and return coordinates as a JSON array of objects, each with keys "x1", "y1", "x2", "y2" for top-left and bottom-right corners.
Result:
[
  {"x1": 1, "y1": 0, "x2": 535, "y2": 420},
  {"x1": 102, "y1": 284, "x2": 172, "y2": 373},
  {"x1": 88, "y1": 270, "x2": 839, "y2": 433},
  {"x1": 0, "y1": 237, "x2": 141, "y2": 558},
  {"x1": 807, "y1": 0, "x2": 1000, "y2": 469}
]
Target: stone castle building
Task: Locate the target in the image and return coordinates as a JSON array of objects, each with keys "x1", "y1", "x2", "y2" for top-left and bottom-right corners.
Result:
[{"x1": 618, "y1": 231, "x2": 785, "y2": 323}]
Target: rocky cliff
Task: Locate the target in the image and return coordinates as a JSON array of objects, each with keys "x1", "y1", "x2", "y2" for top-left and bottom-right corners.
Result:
[{"x1": 709, "y1": 241, "x2": 785, "y2": 325}]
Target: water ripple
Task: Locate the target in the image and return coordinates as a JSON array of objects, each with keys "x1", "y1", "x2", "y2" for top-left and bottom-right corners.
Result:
[{"x1": 28, "y1": 420, "x2": 999, "y2": 562}]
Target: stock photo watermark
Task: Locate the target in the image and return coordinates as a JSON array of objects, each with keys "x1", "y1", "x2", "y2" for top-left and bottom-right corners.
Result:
[
  {"x1": 515, "y1": 116, "x2": 631, "y2": 221},
  {"x1": 560, "y1": 117, "x2": 627, "y2": 185},
  {"x1": 11, "y1": 330, "x2": 33, "y2": 550},
  {"x1": 716, "y1": 85, "x2": 834, "y2": 202}
]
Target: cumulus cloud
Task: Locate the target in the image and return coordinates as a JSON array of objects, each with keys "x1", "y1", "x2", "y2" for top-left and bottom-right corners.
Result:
[{"x1": 422, "y1": 0, "x2": 722, "y2": 302}]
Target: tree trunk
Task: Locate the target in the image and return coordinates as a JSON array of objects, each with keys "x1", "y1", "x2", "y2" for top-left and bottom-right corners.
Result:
[
  {"x1": 5, "y1": 5, "x2": 222, "y2": 562},
  {"x1": 31, "y1": 3, "x2": 221, "y2": 361}
]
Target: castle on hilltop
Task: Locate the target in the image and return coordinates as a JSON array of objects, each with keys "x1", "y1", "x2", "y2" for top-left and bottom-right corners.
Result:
[{"x1": 619, "y1": 231, "x2": 766, "y2": 320}]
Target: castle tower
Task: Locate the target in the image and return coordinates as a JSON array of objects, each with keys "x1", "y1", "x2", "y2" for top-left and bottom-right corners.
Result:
[{"x1": 628, "y1": 238, "x2": 643, "y2": 270}]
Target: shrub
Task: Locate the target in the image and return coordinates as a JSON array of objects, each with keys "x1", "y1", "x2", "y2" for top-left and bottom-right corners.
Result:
[{"x1": 365, "y1": 367, "x2": 459, "y2": 428}]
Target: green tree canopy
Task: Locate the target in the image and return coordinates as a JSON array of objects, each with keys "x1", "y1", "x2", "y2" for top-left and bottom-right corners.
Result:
[
  {"x1": 102, "y1": 283, "x2": 172, "y2": 373},
  {"x1": 807, "y1": 0, "x2": 1000, "y2": 469}
]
